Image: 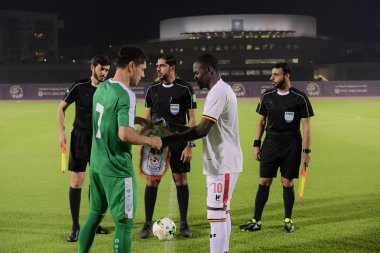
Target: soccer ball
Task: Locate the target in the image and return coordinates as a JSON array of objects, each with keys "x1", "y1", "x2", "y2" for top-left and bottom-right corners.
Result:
[{"x1": 152, "y1": 217, "x2": 176, "y2": 240}]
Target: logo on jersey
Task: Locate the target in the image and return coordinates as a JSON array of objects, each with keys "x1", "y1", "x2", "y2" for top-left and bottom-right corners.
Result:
[
  {"x1": 284, "y1": 112, "x2": 294, "y2": 123},
  {"x1": 170, "y1": 104, "x2": 180, "y2": 115},
  {"x1": 215, "y1": 195, "x2": 222, "y2": 201}
]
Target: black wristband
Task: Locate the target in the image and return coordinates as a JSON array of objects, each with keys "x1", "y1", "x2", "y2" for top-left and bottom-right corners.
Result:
[
  {"x1": 303, "y1": 148, "x2": 311, "y2": 154},
  {"x1": 253, "y1": 140, "x2": 261, "y2": 147}
]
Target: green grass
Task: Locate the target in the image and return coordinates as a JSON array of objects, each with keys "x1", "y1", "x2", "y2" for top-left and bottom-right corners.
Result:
[{"x1": 0, "y1": 98, "x2": 379, "y2": 253}]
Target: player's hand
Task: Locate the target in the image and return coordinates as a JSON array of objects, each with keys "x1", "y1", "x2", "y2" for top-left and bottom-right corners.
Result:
[
  {"x1": 180, "y1": 146, "x2": 192, "y2": 162},
  {"x1": 253, "y1": 147, "x2": 261, "y2": 161},
  {"x1": 302, "y1": 153, "x2": 311, "y2": 167},
  {"x1": 148, "y1": 136, "x2": 162, "y2": 150},
  {"x1": 59, "y1": 131, "x2": 66, "y2": 145}
]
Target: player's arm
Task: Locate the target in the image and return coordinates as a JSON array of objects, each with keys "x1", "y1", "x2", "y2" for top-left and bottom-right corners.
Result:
[
  {"x1": 181, "y1": 108, "x2": 197, "y2": 162},
  {"x1": 162, "y1": 117, "x2": 214, "y2": 147},
  {"x1": 118, "y1": 126, "x2": 162, "y2": 150},
  {"x1": 253, "y1": 114, "x2": 266, "y2": 161},
  {"x1": 187, "y1": 109, "x2": 196, "y2": 127},
  {"x1": 57, "y1": 100, "x2": 69, "y2": 145},
  {"x1": 145, "y1": 107, "x2": 152, "y2": 121},
  {"x1": 301, "y1": 117, "x2": 311, "y2": 166}
]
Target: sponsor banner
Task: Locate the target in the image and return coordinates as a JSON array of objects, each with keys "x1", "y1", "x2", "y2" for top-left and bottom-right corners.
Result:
[{"x1": 1, "y1": 81, "x2": 380, "y2": 100}]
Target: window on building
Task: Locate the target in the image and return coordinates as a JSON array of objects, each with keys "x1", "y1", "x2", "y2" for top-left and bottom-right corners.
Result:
[
  {"x1": 216, "y1": 45, "x2": 221, "y2": 51},
  {"x1": 201, "y1": 46, "x2": 206, "y2": 51},
  {"x1": 219, "y1": 59, "x2": 230, "y2": 65},
  {"x1": 291, "y1": 58, "x2": 299, "y2": 64},
  {"x1": 223, "y1": 45, "x2": 229, "y2": 51},
  {"x1": 245, "y1": 59, "x2": 286, "y2": 64},
  {"x1": 246, "y1": 44, "x2": 253, "y2": 50},
  {"x1": 246, "y1": 69, "x2": 261, "y2": 76},
  {"x1": 254, "y1": 45, "x2": 260, "y2": 51},
  {"x1": 262, "y1": 69, "x2": 272, "y2": 76},
  {"x1": 220, "y1": 70, "x2": 230, "y2": 76},
  {"x1": 231, "y1": 70, "x2": 245, "y2": 76},
  {"x1": 193, "y1": 46, "x2": 198, "y2": 51}
]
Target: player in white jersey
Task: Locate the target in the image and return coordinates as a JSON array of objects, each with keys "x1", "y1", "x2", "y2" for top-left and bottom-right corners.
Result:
[{"x1": 162, "y1": 53, "x2": 243, "y2": 253}]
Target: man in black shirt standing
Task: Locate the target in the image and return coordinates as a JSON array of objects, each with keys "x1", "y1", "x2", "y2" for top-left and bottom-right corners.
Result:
[
  {"x1": 139, "y1": 54, "x2": 197, "y2": 238},
  {"x1": 57, "y1": 55, "x2": 111, "y2": 242},
  {"x1": 239, "y1": 62, "x2": 314, "y2": 233}
]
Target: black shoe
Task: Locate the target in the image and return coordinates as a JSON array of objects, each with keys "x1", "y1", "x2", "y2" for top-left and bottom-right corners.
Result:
[
  {"x1": 66, "y1": 227, "x2": 80, "y2": 242},
  {"x1": 238, "y1": 219, "x2": 262, "y2": 232},
  {"x1": 180, "y1": 223, "x2": 192, "y2": 238},
  {"x1": 96, "y1": 226, "x2": 110, "y2": 234},
  {"x1": 283, "y1": 218, "x2": 295, "y2": 233},
  {"x1": 139, "y1": 222, "x2": 152, "y2": 239}
]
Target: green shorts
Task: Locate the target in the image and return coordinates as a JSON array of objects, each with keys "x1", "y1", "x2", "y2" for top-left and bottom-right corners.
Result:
[{"x1": 89, "y1": 170, "x2": 137, "y2": 221}]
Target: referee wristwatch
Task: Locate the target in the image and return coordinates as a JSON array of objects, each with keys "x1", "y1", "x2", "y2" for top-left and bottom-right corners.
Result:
[
  {"x1": 302, "y1": 148, "x2": 311, "y2": 154},
  {"x1": 187, "y1": 141, "x2": 196, "y2": 148}
]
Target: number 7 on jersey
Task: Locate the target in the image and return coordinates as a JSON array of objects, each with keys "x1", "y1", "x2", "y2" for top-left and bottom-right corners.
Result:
[{"x1": 95, "y1": 103, "x2": 104, "y2": 138}]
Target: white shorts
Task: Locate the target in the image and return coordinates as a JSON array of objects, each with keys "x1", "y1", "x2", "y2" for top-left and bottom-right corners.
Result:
[{"x1": 206, "y1": 173, "x2": 240, "y2": 221}]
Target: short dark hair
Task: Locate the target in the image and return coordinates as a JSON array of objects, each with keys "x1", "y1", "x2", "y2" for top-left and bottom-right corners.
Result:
[
  {"x1": 90, "y1": 55, "x2": 111, "y2": 66},
  {"x1": 273, "y1": 62, "x2": 292, "y2": 76},
  {"x1": 195, "y1": 54, "x2": 219, "y2": 72},
  {"x1": 158, "y1": 54, "x2": 177, "y2": 67},
  {"x1": 116, "y1": 46, "x2": 147, "y2": 68}
]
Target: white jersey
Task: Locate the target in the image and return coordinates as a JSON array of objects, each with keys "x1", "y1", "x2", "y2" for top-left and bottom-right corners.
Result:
[{"x1": 201, "y1": 79, "x2": 243, "y2": 175}]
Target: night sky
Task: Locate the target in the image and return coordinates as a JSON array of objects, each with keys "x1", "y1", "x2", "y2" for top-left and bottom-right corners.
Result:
[{"x1": 1, "y1": 0, "x2": 380, "y2": 49}]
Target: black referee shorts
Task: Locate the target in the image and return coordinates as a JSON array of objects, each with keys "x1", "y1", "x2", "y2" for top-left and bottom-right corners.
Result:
[
  {"x1": 168, "y1": 142, "x2": 190, "y2": 173},
  {"x1": 259, "y1": 135, "x2": 302, "y2": 179},
  {"x1": 68, "y1": 128, "x2": 92, "y2": 172}
]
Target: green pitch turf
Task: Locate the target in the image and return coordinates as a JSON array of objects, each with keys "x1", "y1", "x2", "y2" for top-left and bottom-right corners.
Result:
[{"x1": 0, "y1": 98, "x2": 379, "y2": 253}]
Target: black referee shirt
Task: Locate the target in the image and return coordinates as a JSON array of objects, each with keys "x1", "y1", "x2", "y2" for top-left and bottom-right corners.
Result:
[
  {"x1": 256, "y1": 87, "x2": 314, "y2": 136},
  {"x1": 63, "y1": 78, "x2": 97, "y2": 131},
  {"x1": 145, "y1": 79, "x2": 197, "y2": 125}
]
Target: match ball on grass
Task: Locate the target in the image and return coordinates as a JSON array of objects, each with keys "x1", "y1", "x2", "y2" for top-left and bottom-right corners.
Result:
[{"x1": 152, "y1": 217, "x2": 176, "y2": 240}]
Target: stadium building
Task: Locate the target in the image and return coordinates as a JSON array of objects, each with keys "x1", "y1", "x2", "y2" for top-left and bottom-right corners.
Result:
[
  {"x1": 138, "y1": 14, "x2": 377, "y2": 81},
  {"x1": 0, "y1": 9, "x2": 63, "y2": 64}
]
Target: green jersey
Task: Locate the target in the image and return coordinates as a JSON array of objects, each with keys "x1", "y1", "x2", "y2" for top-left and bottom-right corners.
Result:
[{"x1": 90, "y1": 79, "x2": 136, "y2": 177}]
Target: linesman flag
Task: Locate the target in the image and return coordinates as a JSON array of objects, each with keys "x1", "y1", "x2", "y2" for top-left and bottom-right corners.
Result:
[
  {"x1": 61, "y1": 143, "x2": 67, "y2": 173},
  {"x1": 298, "y1": 165, "x2": 307, "y2": 200}
]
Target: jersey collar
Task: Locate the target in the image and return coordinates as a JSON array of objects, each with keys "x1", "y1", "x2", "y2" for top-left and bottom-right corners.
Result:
[{"x1": 162, "y1": 82, "x2": 174, "y2": 88}]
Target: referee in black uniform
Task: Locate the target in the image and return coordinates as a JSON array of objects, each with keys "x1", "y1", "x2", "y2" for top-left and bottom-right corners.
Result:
[
  {"x1": 57, "y1": 55, "x2": 111, "y2": 242},
  {"x1": 239, "y1": 62, "x2": 314, "y2": 233},
  {"x1": 139, "y1": 54, "x2": 197, "y2": 239}
]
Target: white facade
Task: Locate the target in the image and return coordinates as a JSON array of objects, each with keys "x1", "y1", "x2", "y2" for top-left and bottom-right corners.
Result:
[{"x1": 160, "y1": 14, "x2": 316, "y2": 40}]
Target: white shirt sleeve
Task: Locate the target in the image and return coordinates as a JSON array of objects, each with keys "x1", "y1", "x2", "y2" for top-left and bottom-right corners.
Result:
[{"x1": 203, "y1": 87, "x2": 225, "y2": 122}]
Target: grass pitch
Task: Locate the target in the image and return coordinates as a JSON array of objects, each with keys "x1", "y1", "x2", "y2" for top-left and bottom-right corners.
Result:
[{"x1": 0, "y1": 98, "x2": 379, "y2": 253}]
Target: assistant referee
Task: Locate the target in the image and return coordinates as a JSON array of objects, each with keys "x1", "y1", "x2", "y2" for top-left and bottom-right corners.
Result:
[{"x1": 239, "y1": 62, "x2": 314, "y2": 233}]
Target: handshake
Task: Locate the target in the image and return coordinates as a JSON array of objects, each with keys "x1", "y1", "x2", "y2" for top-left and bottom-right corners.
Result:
[{"x1": 135, "y1": 116, "x2": 189, "y2": 150}]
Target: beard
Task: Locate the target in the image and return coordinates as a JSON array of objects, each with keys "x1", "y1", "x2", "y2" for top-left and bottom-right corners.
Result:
[
  {"x1": 159, "y1": 72, "x2": 169, "y2": 83},
  {"x1": 93, "y1": 71, "x2": 105, "y2": 83},
  {"x1": 273, "y1": 78, "x2": 286, "y2": 89}
]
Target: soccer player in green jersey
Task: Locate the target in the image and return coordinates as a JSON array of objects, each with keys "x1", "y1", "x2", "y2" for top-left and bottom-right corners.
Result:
[{"x1": 78, "y1": 46, "x2": 162, "y2": 253}]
